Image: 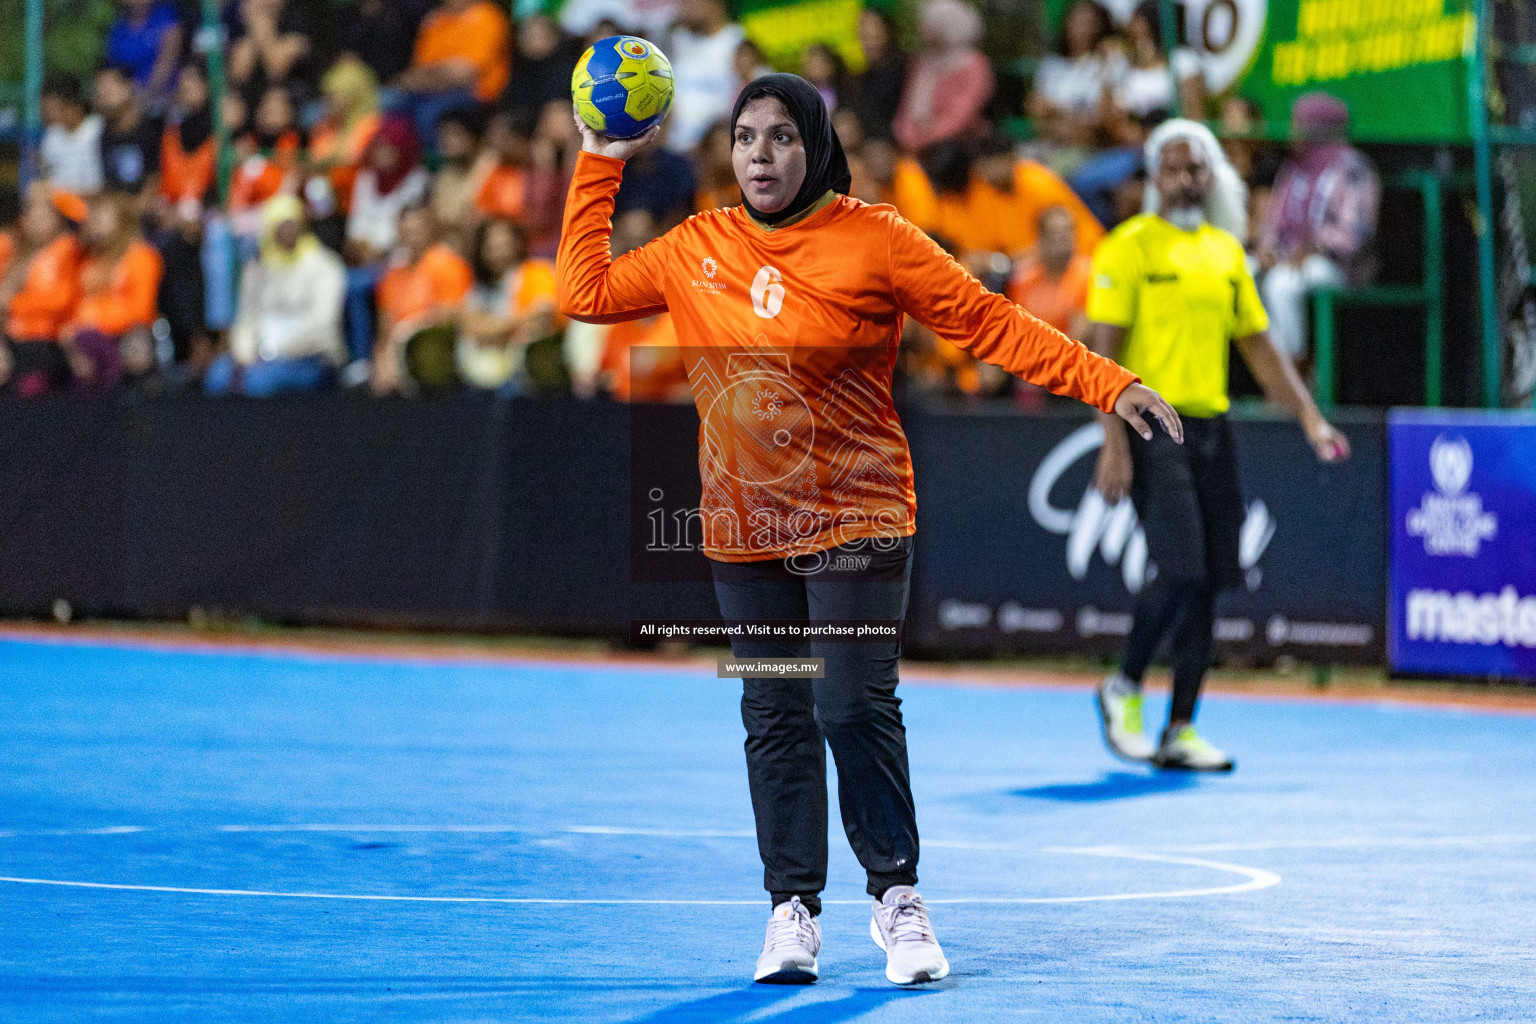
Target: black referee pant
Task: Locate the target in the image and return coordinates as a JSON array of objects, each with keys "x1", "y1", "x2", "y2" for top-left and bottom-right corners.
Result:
[
  {"x1": 1121, "y1": 414, "x2": 1246, "y2": 726},
  {"x1": 709, "y1": 535, "x2": 917, "y2": 917}
]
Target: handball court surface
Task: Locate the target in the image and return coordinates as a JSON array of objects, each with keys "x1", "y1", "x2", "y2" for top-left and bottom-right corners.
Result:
[{"x1": 0, "y1": 627, "x2": 1532, "y2": 1022}]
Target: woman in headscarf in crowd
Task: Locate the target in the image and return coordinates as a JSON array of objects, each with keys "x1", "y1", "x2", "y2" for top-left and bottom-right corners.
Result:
[
  {"x1": 1026, "y1": 0, "x2": 1121, "y2": 177},
  {"x1": 61, "y1": 191, "x2": 164, "y2": 394},
  {"x1": 0, "y1": 187, "x2": 86, "y2": 395},
  {"x1": 892, "y1": 0, "x2": 994, "y2": 153},
  {"x1": 1258, "y1": 92, "x2": 1381, "y2": 362},
  {"x1": 341, "y1": 113, "x2": 429, "y2": 372},
  {"x1": 158, "y1": 62, "x2": 216, "y2": 214},
  {"x1": 207, "y1": 195, "x2": 347, "y2": 397},
  {"x1": 310, "y1": 56, "x2": 384, "y2": 217},
  {"x1": 502, "y1": 14, "x2": 583, "y2": 125},
  {"x1": 558, "y1": 72, "x2": 1179, "y2": 988},
  {"x1": 846, "y1": 7, "x2": 906, "y2": 143}
]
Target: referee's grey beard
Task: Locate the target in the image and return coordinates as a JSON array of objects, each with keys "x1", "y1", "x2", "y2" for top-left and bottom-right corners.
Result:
[{"x1": 1163, "y1": 205, "x2": 1206, "y2": 232}]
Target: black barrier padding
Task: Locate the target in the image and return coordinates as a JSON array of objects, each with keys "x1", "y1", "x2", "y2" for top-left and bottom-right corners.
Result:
[
  {"x1": 906, "y1": 407, "x2": 1386, "y2": 665},
  {"x1": 0, "y1": 396, "x2": 1384, "y2": 663}
]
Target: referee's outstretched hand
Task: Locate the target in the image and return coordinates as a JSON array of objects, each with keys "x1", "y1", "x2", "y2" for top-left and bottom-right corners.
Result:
[{"x1": 1114, "y1": 383, "x2": 1183, "y2": 444}]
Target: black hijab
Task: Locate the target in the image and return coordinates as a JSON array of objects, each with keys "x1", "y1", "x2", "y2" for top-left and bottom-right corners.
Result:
[{"x1": 730, "y1": 73, "x2": 851, "y2": 226}]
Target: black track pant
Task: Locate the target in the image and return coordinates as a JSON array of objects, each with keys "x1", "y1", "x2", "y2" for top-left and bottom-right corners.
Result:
[
  {"x1": 710, "y1": 536, "x2": 917, "y2": 916},
  {"x1": 1119, "y1": 415, "x2": 1245, "y2": 727}
]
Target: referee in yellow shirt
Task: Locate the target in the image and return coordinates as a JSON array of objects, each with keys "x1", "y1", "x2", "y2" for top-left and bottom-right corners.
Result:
[{"x1": 1088, "y1": 120, "x2": 1349, "y2": 772}]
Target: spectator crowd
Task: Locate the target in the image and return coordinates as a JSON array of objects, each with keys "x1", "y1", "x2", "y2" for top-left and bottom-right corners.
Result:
[{"x1": 0, "y1": 0, "x2": 1380, "y2": 404}]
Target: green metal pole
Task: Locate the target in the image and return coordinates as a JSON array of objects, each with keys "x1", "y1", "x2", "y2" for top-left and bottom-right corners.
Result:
[
  {"x1": 200, "y1": 0, "x2": 234, "y2": 205},
  {"x1": 1423, "y1": 176, "x2": 1444, "y2": 407},
  {"x1": 1314, "y1": 291, "x2": 1335, "y2": 408},
  {"x1": 1158, "y1": 0, "x2": 1183, "y2": 117},
  {"x1": 1469, "y1": 0, "x2": 1502, "y2": 407},
  {"x1": 22, "y1": 0, "x2": 43, "y2": 189}
]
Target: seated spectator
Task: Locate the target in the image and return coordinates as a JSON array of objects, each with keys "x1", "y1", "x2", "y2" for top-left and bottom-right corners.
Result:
[
  {"x1": 1258, "y1": 92, "x2": 1381, "y2": 362},
  {"x1": 802, "y1": 43, "x2": 846, "y2": 112},
  {"x1": 1026, "y1": 0, "x2": 1122, "y2": 177},
  {"x1": 614, "y1": 123, "x2": 697, "y2": 230},
  {"x1": 0, "y1": 188, "x2": 86, "y2": 396},
  {"x1": 860, "y1": 137, "x2": 938, "y2": 224},
  {"x1": 343, "y1": 115, "x2": 430, "y2": 368},
  {"x1": 61, "y1": 191, "x2": 164, "y2": 394},
  {"x1": 309, "y1": 57, "x2": 384, "y2": 217},
  {"x1": 503, "y1": 15, "x2": 583, "y2": 125},
  {"x1": 456, "y1": 218, "x2": 557, "y2": 392},
  {"x1": 95, "y1": 66, "x2": 163, "y2": 198},
  {"x1": 732, "y1": 39, "x2": 772, "y2": 94},
  {"x1": 393, "y1": 0, "x2": 512, "y2": 147},
  {"x1": 470, "y1": 113, "x2": 533, "y2": 225},
  {"x1": 1219, "y1": 95, "x2": 1283, "y2": 239},
  {"x1": 1070, "y1": 1, "x2": 1203, "y2": 227},
  {"x1": 41, "y1": 75, "x2": 105, "y2": 195},
  {"x1": 228, "y1": 0, "x2": 317, "y2": 107},
  {"x1": 431, "y1": 111, "x2": 484, "y2": 250},
  {"x1": 1007, "y1": 205, "x2": 1092, "y2": 339},
  {"x1": 919, "y1": 136, "x2": 1104, "y2": 264},
  {"x1": 847, "y1": 7, "x2": 906, "y2": 143},
  {"x1": 666, "y1": 0, "x2": 745, "y2": 152},
  {"x1": 229, "y1": 85, "x2": 303, "y2": 232},
  {"x1": 158, "y1": 63, "x2": 216, "y2": 213},
  {"x1": 370, "y1": 203, "x2": 474, "y2": 395},
  {"x1": 105, "y1": 0, "x2": 184, "y2": 105},
  {"x1": 559, "y1": 0, "x2": 678, "y2": 37},
  {"x1": 523, "y1": 99, "x2": 582, "y2": 259},
  {"x1": 335, "y1": 0, "x2": 434, "y2": 87},
  {"x1": 693, "y1": 120, "x2": 737, "y2": 211},
  {"x1": 893, "y1": 0, "x2": 994, "y2": 154},
  {"x1": 583, "y1": 208, "x2": 688, "y2": 402},
  {"x1": 207, "y1": 196, "x2": 346, "y2": 396}
]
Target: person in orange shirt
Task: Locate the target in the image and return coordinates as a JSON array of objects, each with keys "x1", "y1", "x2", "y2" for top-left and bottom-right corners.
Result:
[
  {"x1": 469, "y1": 113, "x2": 530, "y2": 225},
  {"x1": 0, "y1": 187, "x2": 86, "y2": 395},
  {"x1": 456, "y1": 218, "x2": 558, "y2": 391},
  {"x1": 158, "y1": 62, "x2": 216, "y2": 211},
  {"x1": 62, "y1": 191, "x2": 164, "y2": 393},
  {"x1": 391, "y1": 0, "x2": 511, "y2": 147},
  {"x1": 229, "y1": 85, "x2": 303, "y2": 228},
  {"x1": 1007, "y1": 204, "x2": 1094, "y2": 339},
  {"x1": 309, "y1": 56, "x2": 384, "y2": 216},
  {"x1": 558, "y1": 73, "x2": 1181, "y2": 988},
  {"x1": 922, "y1": 135, "x2": 1104, "y2": 263},
  {"x1": 371, "y1": 202, "x2": 473, "y2": 394}
]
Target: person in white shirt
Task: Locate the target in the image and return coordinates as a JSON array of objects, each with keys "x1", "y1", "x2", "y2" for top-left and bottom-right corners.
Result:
[
  {"x1": 40, "y1": 75, "x2": 105, "y2": 195},
  {"x1": 664, "y1": 0, "x2": 745, "y2": 153},
  {"x1": 206, "y1": 195, "x2": 346, "y2": 396}
]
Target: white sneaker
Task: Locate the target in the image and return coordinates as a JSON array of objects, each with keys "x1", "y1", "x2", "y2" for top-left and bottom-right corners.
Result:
[
  {"x1": 1153, "y1": 725, "x2": 1235, "y2": 772},
  {"x1": 754, "y1": 896, "x2": 820, "y2": 984},
  {"x1": 869, "y1": 886, "x2": 949, "y2": 985},
  {"x1": 1096, "y1": 671, "x2": 1155, "y2": 762}
]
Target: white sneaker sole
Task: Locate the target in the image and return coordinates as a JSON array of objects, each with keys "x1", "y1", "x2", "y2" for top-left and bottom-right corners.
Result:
[
  {"x1": 1096, "y1": 687, "x2": 1154, "y2": 763},
  {"x1": 870, "y1": 916, "x2": 949, "y2": 985},
  {"x1": 754, "y1": 959, "x2": 818, "y2": 984}
]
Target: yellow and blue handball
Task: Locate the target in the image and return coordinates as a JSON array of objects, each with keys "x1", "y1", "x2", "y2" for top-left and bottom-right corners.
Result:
[{"x1": 571, "y1": 35, "x2": 674, "y2": 140}]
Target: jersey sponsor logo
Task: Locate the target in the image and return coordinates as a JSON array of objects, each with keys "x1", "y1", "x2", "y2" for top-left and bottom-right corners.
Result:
[
  {"x1": 1405, "y1": 434, "x2": 1498, "y2": 556},
  {"x1": 750, "y1": 265, "x2": 785, "y2": 319},
  {"x1": 701, "y1": 256, "x2": 717, "y2": 279},
  {"x1": 691, "y1": 254, "x2": 727, "y2": 293}
]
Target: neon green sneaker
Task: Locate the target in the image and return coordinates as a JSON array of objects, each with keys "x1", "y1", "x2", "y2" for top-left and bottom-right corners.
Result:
[
  {"x1": 1096, "y1": 672, "x2": 1155, "y2": 762},
  {"x1": 1153, "y1": 725, "x2": 1235, "y2": 772}
]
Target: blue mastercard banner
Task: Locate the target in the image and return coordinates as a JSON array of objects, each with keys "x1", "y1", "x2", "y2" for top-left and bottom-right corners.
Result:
[{"x1": 1389, "y1": 410, "x2": 1536, "y2": 679}]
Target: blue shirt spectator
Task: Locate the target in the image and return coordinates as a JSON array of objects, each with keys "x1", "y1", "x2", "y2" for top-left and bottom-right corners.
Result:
[{"x1": 106, "y1": 0, "x2": 185, "y2": 101}]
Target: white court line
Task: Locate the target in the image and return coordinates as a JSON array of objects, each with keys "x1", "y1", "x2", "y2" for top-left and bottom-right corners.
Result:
[
  {"x1": 0, "y1": 846, "x2": 1277, "y2": 906},
  {"x1": 1119, "y1": 835, "x2": 1536, "y2": 854}
]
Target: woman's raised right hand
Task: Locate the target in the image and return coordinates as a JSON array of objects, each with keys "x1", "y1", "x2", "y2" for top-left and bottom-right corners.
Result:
[{"x1": 573, "y1": 106, "x2": 662, "y2": 162}]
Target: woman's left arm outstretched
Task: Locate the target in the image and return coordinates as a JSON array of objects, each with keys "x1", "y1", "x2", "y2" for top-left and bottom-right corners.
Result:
[{"x1": 886, "y1": 212, "x2": 1182, "y2": 442}]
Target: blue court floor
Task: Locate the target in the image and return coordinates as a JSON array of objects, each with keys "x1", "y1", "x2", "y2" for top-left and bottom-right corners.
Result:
[{"x1": 0, "y1": 637, "x2": 1532, "y2": 1022}]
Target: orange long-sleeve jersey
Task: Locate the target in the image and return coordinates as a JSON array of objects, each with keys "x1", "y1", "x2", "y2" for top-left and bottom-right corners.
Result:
[
  {"x1": 557, "y1": 151, "x2": 1136, "y2": 562},
  {"x1": 68, "y1": 241, "x2": 164, "y2": 338},
  {"x1": 2, "y1": 234, "x2": 84, "y2": 341}
]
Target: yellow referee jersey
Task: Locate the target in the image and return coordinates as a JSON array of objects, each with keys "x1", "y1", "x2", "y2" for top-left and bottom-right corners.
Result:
[{"x1": 1086, "y1": 213, "x2": 1269, "y2": 416}]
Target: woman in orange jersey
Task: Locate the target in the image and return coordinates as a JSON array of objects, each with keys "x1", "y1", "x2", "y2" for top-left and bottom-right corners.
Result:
[
  {"x1": 0, "y1": 187, "x2": 86, "y2": 395},
  {"x1": 61, "y1": 191, "x2": 164, "y2": 393},
  {"x1": 557, "y1": 74, "x2": 1182, "y2": 988}
]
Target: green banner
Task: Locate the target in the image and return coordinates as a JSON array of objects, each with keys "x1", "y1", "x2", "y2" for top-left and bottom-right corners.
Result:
[{"x1": 1048, "y1": 0, "x2": 1478, "y2": 143}]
